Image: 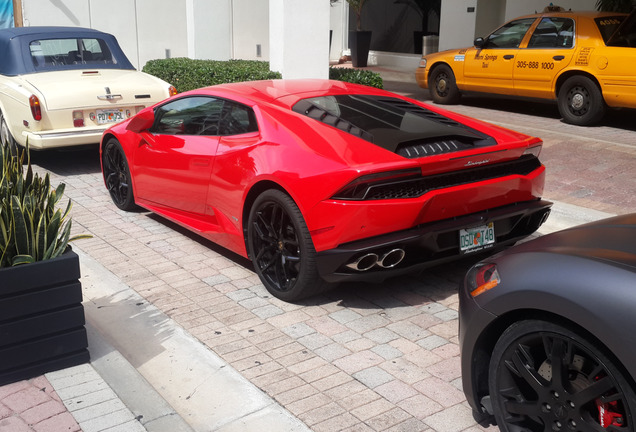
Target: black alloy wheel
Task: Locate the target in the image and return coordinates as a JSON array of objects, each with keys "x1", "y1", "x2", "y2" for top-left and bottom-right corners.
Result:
[
  {"x1": 430, "y1": 64, "x2": 461, "y2": 104},
  {"x1": 489, "y1": 320, "x2": 636, "y2": 432},
  {"x1": 247, "y1": 189, "x2": 327, "y2": 302},
  {"x1": 558, "y1": 75, "x2": 606, "y2": 126},
  {"x1": 102, "y1": 138, "x2": 137, "y2": 211}
]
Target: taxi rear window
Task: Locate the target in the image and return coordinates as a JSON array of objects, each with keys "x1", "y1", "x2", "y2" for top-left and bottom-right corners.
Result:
[{"x1": 595, "y1": 16, "x2": 625, "y2": 43}]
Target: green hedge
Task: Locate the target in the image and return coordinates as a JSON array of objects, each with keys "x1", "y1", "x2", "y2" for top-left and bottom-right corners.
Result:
[
  {"x1": 328, "y1": 67, "x2": 383, "y2": 89},
  {"x1": 143, "y1": 58, "x2": 282, "y2": 93},
  {"x1": 142, "y1": 58, "x2": 383, "y2": 92}
]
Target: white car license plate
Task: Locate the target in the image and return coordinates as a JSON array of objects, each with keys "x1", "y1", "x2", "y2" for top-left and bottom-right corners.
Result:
[
  {"x1": 459, "y1": 222, "x2": 495, "y2": 254},
  {"x1": 96, "y1": 108, "x2": 125, "y2": 124}
]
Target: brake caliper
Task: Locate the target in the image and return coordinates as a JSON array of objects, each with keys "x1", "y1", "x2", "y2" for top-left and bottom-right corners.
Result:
[{"x1": 596, "y1": 399, "x2": 624, "y2": 428}]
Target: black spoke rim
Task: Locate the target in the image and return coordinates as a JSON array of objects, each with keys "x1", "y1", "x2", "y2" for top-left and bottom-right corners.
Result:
[
  {"x1": 103, "y1": 144, "x2": 129, "y2": 206},
  {"x1": 251, "y1": 201, "x2": 301, "y2": 293},
  {"x1": 494, "y1": 331, "x2": 630, "y2": 431}
]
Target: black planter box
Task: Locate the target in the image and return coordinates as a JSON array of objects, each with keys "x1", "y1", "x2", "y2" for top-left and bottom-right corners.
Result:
[{"x1": 0, "y1": 248, "x2": 89, "y2": 386}]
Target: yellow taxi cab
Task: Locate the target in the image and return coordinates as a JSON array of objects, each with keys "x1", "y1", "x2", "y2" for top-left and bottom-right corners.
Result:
[{"x1": 415, "y1": 7, "x2": 636, "y2": 125}]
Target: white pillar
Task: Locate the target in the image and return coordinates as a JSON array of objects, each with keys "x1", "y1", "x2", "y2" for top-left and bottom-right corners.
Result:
[{"x1": 269, "y1": 0, "x2": 330, "y2": 79}]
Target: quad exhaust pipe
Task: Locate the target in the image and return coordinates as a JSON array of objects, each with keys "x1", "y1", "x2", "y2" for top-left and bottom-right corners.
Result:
[{"x1": 345, "y1": 248, "x2": 405, "y2": 271}]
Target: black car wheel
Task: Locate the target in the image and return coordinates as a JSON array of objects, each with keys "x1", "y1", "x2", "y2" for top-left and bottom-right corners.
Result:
[
  {"x1": 0, "y1": 111, "x2": 19, "y2": 156},
  {"x1": 557, "y1": 75, "x2": 606, "y2": 126},
  {"x1": 489, "y1": 320, "x2": 636, "y2": 431},
  {"x1": 247, "y1": 189, "x2": 327, "y2": 302},
  {"x1": 429, "y1": 64, "x2": 461, "y2": 104},
  {"x1": 102, "y1": 138, "x2": 137, "y2": 211}
]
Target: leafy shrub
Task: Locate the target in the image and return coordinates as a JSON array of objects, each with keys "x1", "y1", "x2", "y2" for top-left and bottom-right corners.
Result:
[
  {"x1": 0, "y1": 144, "x2": 89, "y2": 267},
  {"x1": 143, "y1": 58, "x2": 282, "y2": 93},
  {"x1": 328, "y1": 67, "x2": 383, "y2": 88},
  {"x1": 142, "y1": 58, "x2": 384, "y2": 92}
]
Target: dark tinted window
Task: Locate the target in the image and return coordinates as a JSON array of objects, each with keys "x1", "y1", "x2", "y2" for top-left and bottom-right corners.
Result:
[
  {"x1": 293, "y1": 95, "x2": 495, "y2": 153},
  {"x1": 152, "y1": 97, "x2": 257, "y2": 136},
  {"x1": 602, "y1": 15, "x2": 636, "y2": 46},
  {"x1": 596, "y1": 16, "x2": 626, "y2": 43},
  {"x1": 219, "y1": 102, "x2": 258, "y2": 135},
  {"x1": 485, "y1": 18, "x2": 536, "y2": 48},
  {"x1": 527, "y1": 17, "x2": 574, "y2": 48}
]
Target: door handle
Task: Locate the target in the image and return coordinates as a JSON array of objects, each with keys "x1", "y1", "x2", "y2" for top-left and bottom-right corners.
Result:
[
  {"x1": 503, "y1": 54, "x2": 515, "y2": 60},
  {"x1": 553, "y1": 55, "x2": 565, "y2": 61}
]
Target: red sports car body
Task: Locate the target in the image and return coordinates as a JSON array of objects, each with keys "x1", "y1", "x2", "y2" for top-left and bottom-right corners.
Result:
[{"x1": 101, "y1": 79, "x2": 551, "y2": 301}]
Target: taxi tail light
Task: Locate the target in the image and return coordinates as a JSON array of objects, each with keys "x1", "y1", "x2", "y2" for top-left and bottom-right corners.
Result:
[
  {"x1": 29, "y1": 95, "x2": 42, "y2": 121},
  {"x1": 73, "y1": 111, "x2": 84, "y2": 127},
  {"x1": 467, "y1": 263, "x2": 500, "y2": 297}
]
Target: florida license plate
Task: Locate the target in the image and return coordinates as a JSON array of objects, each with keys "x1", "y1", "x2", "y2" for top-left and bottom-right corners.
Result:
[
  {"x1": 96, "y1": 108, "x2": 125, "y2": 124},
  {"x1": 459, "y1": 222, "x2": 495, "y2": 254}
]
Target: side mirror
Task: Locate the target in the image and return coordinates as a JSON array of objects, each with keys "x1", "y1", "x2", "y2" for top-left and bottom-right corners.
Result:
[
  {"x1": 126, "y1": 109, "x2": 155, "y2": 133},
  {"x1": 474, "y1": 37, "x2": 485, "y2": 48}
]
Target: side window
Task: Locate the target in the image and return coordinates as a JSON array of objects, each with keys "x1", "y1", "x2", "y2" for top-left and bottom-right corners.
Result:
[
  {"x1": 219, "y1": 102, "x2": 258, "y2": 136},
  {"x1": 152, "y1": 97, "x2": 224, "y2": 135},
  {"x1": 485, "y1": 18, "x2": 536, "y2": 49},
  {"x1": 528, "y1": 18, "x2": 574, "y2": 48}
]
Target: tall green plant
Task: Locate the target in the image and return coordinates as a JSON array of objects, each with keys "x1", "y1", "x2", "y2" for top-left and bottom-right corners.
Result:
[{"x1": 0, "y1": 142, "x2": 90, "y2": 268}]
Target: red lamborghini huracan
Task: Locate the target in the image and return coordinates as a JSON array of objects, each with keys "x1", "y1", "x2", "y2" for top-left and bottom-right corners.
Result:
[{"x1": 100, "y1": 79, "x2": 551, "y2": 301}]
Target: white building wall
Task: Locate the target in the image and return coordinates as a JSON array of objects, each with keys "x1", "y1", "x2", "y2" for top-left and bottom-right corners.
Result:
[
  {"x1": 190, "y1": 0, "x2": 232, "y2": 61},
  {"x1": 21, "y1": 0, "x2": 221, "y2": 69},
  {"x1": 89, "y1": 1, "x2": 138, "y2": 68},
  {"x1": 474, "y1": 0, "x2": 505, "y2": 39},
  {"x1": 22, "y1": 0, "x2": 90, "y2": 27},
  {"x1": 269, "y1": 0, "x2": 329, "y2": 79},
  {"x1": 439, "y1": 0, "x2": 478, "y2": 51},
  {"x1": 232, "y1": 0, "x2": 269, "y2": 60}
]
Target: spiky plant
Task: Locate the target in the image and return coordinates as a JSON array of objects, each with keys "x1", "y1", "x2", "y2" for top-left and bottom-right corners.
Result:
[{"x1": 0, "y1": 142, "x2": 90, "y2": 267}]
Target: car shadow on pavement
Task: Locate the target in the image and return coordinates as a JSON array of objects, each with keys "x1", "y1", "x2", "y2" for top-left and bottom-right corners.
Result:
[
  {"x1": 147, "y1": 210, "x2": 482, "y2": 308},
  {"x1": 29, "y1": 145, "x2": 102, "y2": 176}
]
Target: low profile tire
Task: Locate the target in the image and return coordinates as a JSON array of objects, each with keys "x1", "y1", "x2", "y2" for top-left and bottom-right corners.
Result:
[
  {"x1": 558, "y1": 75, "x2": 606, "y2": 126},
  {"x1": 247, "y1": 189, "x2": 328, "y2": 302},
  {"x1": 489, "y1": 319, "x2": 636, "y2": 431},
  {"x1": 429, "y1": 64, "x2": 461, "y2": 104},
  {"x1": 0, "y1": 110, "x2": 19, "y2": 156},
  {"x1": 102, "y1": 138, "x2": 137, "y2": 211}
]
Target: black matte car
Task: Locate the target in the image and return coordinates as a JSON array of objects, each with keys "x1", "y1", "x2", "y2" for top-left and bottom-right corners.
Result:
[{"x1": 459, "y1": 213, "x2": 636, "y2": 431}]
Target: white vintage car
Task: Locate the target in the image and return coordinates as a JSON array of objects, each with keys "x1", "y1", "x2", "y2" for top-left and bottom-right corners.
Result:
[{"x1": 0, "y1": 26, "x2": 176, "y2": 150}]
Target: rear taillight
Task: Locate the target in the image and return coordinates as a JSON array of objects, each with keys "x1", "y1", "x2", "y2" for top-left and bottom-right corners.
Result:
[
  {"x1": 29, "y1": 95, "x2": 42, "y2": 121},
  {"x1": 332, "y1": 168, "x2": 422, "y2": 200},
  {"x1": 523, "y1": 145, "x2": 542, "y2": 158},
  {"x1": 467, "y1": 263, "x2": 500, "y2": 297},
  {"x1": 169, "y1": 86, "x2": 178, "y2": 96},
  {"x1": 73, "y1": 110, "x2": 84, "y2": 127}
]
